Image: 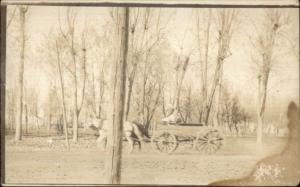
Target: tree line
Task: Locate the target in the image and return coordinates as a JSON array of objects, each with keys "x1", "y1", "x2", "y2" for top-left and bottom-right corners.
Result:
[{"x1": 5, "y1": 7, "x2": 295, "y2": 145}]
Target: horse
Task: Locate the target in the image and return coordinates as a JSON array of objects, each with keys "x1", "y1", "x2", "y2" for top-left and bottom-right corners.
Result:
[{"x1": 88, "y1": 118, "x2": 145, "y2": 153}]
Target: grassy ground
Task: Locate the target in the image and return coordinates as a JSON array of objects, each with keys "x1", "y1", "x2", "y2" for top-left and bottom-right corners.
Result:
[{"x1": 4, "y1": 131, "x2": 288, "y2": 185}]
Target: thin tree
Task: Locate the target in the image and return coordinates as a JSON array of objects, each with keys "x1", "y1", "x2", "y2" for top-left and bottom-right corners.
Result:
[
  {"x1": 88, "y1": 26, "x2": 111, "y2": 119},
  {"x1": 195, "y1": 9, "x2": 212, "y2": 122},
  {"x1": 171, "y1": 20, "x2": 194, "y2": 121},
  {"x1": 89, "y1": 60, "x2": 106, "y2": 118},
  {"x1": 174, "y1": 56, "x2": 191, "y2": 121},
  {"x1": 183, "y1": 85, "x2": 192, "y2": 123},
  {"x1": 251, "y1": 10, "x2": 290, "y2": 144},
  {"x1": 125, "y1": 8, "x2": 165, "y2": 121},
  {"x1": 204, "y1": 9, "x2": 237, "y2": 126},
  {"x1": 55, "y1": 39, "x2": 70, "y2": 149},
  {"x1": 105, "y1": 7, "x2": 129, "y2": 184},
  {"x1": 59, "y1": 8, "x2": 88, "y2": 142},
  {"x1": 15, "y1": 6, "x2": 28, "y2": 141}
]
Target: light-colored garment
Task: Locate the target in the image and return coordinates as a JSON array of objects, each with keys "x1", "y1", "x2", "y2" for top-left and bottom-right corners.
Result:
[
  {"x1": 162, "y1": 110, "x2": 181, "y2": 124},
  {"x1": 90, "y1": 118, "x2": 106, "y2": 129}
]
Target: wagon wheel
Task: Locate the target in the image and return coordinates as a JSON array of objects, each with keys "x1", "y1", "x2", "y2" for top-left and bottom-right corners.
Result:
[
  {"x1": 151, "y1": 132, "x2": 178, "y2": 153},
  {"x1": 195, "y1": 129, "x2": 224, "y2": 154}
]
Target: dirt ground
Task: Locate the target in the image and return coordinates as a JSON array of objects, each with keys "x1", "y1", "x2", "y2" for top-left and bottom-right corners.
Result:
[{"x1": 4, "y1": 134, "x2": 288, "y2": 185}]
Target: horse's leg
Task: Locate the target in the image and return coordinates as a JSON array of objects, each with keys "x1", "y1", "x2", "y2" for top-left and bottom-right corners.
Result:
[
  {"x1": 133, "y1": 139, "x2": 142, "y2": 151},
  {"x1": 132, "y1": 124, "x2": 144, "y2": 150},
  {"x1": 97, "y1": 130, "x2": 107, "y2": 150},
  {"x1": 137, "y1": 140, "x2": 142, "y2": 150},
  {"x1": 125, "y1": 131, "x2": 134, "y2": 153}
]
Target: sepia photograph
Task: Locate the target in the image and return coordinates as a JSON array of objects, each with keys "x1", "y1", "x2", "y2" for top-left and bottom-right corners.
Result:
[{"x1": 1, "y1": 0, "x2": 299, "y2": 185}]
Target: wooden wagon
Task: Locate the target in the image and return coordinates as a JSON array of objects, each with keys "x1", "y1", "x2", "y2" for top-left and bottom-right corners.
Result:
[{"x1": 151, "y1": 122, "x2": 224, "y2": 154}]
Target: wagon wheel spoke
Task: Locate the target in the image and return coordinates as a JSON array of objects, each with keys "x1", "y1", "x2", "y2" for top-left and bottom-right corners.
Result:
[
  {"x1": 197, "y1": 137, "x2": 208, "y2": 141},
  {"x1": 203, "y1": 144, "x2": 210, "y2": 153},
  {"x1": 196, "y1": 129, "x2": 224, "y2": 154},
  {"x1": 210, "y1": 137, "x2": 222, "y2": 144},
  {"x1": 165, "y1": 143, "x2": 172, "y2": 152},
  {"x1": 207, "y1": 143, "x2": 218, "y2": 153},
  {"x1": 156, "y1": 141, "x2": 162, "y2": 150},
  {"x1": 202, "y1": 135, "x2": 209, "y2": 140},
  {"x1": 195, "y1": 140, "x2": 207, "y2": 151},
  {"x1": 200, "y1": 143, "x2": 208, "y2": 151},
  {"x1": 161, "y1": 144, "x2": 166, "y2": 152},
  {"x1": 166, "y1": 144, "x2": 173, "y2": 152},
  {"x1": 203, "y1": 143, "x2": 213, "y2": 153},
  {"x1": 158, "y1": 138, "x2": 166, "y2": 151},
  {"x1": 204, "y1": 143, "x2": 218, "y2": 153},
  {"x1": 152, "y1": 132, "x2": 178, "y2": 154}
]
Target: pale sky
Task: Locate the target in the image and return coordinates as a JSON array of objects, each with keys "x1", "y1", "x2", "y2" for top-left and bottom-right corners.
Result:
[{"x1": 6, "y1": 6, "x2": 299, "y2": 114}]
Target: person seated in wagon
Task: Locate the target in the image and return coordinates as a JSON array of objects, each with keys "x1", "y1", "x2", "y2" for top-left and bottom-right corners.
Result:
[{"x1": 162, "y1": 108, "x2": 182, "y2": 125}]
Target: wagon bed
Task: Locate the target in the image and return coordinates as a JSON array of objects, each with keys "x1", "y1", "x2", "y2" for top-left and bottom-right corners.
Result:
[{"x1": 151, "y1": 122, "x2": 224, "y2": 154}]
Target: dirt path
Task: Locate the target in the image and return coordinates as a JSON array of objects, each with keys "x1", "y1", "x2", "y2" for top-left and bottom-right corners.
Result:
[
  {"x1": 4, "y1": 136, "x2": 287, "y2": 185},
  {"x1": 6, "y1": 151, "x2": 260, "y2": 185}
]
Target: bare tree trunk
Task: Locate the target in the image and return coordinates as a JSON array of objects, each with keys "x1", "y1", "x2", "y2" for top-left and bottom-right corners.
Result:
[
  {"x1": 197, "y1": 9, "x2": 211, "y2": 122},
  {"x1": 15, "y1": 6, "x2": 28, "y2": 141},
  {"x1": 48, "y1": 114, "x2": 51, "y2": 131},
  {"x1": 204, "y1": 10, "x2": 236, "y2": 126},
  {"x1": 58, "y1": 9, "x2": 87, "y2": 143},
  {"x1": 106, "y1": 7, "x2": 129, "y2": 184},
  {"x1": 55, "y1": 40, "x2": 70, "y2": 150},
  {"x1": 256, "y1": 75, "x2": 262, "y2": 143},
  {"x1": 161, "y1": 86, "x2": 166, "y2": 117},
  {"x1": 73, "y1": 110, "x2": 78, "y2": 142},
  {"x1": 141, "y1": 53, "x2": 150, "y2": 125},
  {"x1": 216, "y1": 64, "x2": 223, "y2": 127},
  {"x1": 98, "y1": 66, "x2": 105, "y2": 118},
  {"x1": 91, "y1": 62, "x2": 97, "y2": 115},
  {"x1": 145, "y1": 84, "x2": 161, "y2": 137},
  {"x1": 253, "y1": 10, "x2": 288, "y2": 144},
  {"x1": 125, "y1": 8, "x2": 161, "y2": 120},
  {"x1": 205, "y1": 61, "x2": 222, "y2": 125},
  {"x1": 72, "y1": 46, "x2": 79, "y2": 142},
  {"x1": 35, "y1": 98, "x2": 39, "y2": 131},
  {"x1": 25, "y1": 104, "x2": 28, "y2": 134},
  {"x1": 70, "y1": 40, "x2": 86, "y2": 142},
  {"x1": 203, "y1": 10, "x2": 211, "y2": 114},
  {"x1": 9, "y1": 109, "x2": 12, "y2": 130},
  {"x1": 175, "y1": 57, "x2": 190, "y2": 111},
  {"x1": 124, "y1": 54, "x2": 139, "y2": 120},
  {"x1": 90, "y1": 61, "x2": 104, "y2": 118},
  {"x1": 124, "y1": 77, "x2": 134, "y2": 120},
  {"x1": 73, "y1": 40, "x2": 87, "y2": 141},
  {"x1": 72, "y1": 34, "x2": 87, "y2": 142},
  {"x1": 11, "y1": 109, "x2": 15, "y2": 131},
  {"x1": 257, "y1": 71, "x2": 270, "y2": 144},
  {"x1": 184, "y1": 85, "x2": 192, "y2": 123},
  {"x1": 1, "y1": 7, "x2": 7, "y2": 157}
]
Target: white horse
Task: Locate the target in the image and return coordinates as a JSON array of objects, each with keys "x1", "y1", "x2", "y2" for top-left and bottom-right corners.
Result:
[{"x1": 89, "y1": 118, "x2": 144, "y2": 153}]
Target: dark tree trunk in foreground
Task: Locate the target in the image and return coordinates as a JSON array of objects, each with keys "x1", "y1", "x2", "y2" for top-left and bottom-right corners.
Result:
[
  {"x1": 106, "y1": 7, "x2": 129, "y2": 184},
  {"x1": 1, "y1": 6, "x2": 7, "y2": 185}
]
